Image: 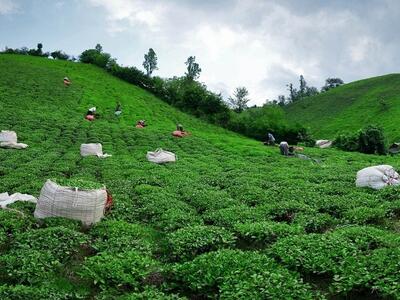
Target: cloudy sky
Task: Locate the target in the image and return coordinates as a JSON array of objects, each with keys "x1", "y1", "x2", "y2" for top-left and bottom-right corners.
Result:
[{"x1": 1, "y1": 0, "x2": 399, "y2": 105}]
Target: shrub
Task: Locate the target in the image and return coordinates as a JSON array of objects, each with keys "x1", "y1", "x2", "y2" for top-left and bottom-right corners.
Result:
[
  {"x1": 13, "y1": 227, "x2": 89, "y2": 262},
  {"x1": 270, "y1": 234, "x2": 359, "y2": 274},
  {"x1": 0, "y1": 209, "x2": 35, "y2": 235},
  {"x1": 38, "y1": 217, "x2": 82, "y2": 231},
  {"x1": 167, "y1": 225, "x2": 236, "y2": 261},
  {"x1": 50, "y1": 50, "x2": 69, "y2": 60},
  {"x1": 80, "y1": 48, "x2": 111, "y2": 69},
  {"x1": 117, "y1": 287, "x2": 186, "y2": 300},
  {"x1": 204, "y1": 205, "x2": 264, "y2": 228},
  {"x1": 333, "y1": 248, "x2": 400, "y2": 298},
  {"x1": 0, "y1": 284, "x2": 88, "y2": 300},
  {"x1": 293, "y1": 212, "x2": 336, "y2": 233},
  {"x1": 90, "y1": 220, "x2": 157, "y2": 255},
  {"x1": 334, "y1": 125, "x2": 386, "y2": 155},
  {"x1": 79, "y1": 251, "x2": 160, "y2": 291},
  {"x1": 0, "y1": 250, "x2": 61, "y2": 284},
  {"x1": 170, "y1": 249, "x2": 316, "y2": 299},
  {"x1": 234, "y1": 221, "x2": 304, "y2": 247},
  {"x1": 343, "y1": 207, "x2": 386, "y2": 225}
]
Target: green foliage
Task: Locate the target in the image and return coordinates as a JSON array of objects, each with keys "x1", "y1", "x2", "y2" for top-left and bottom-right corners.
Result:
[
  {"x1": 171, "y1": 249, "x2": 317, "y2": 299},
  {"x1": 343, "y1": 206, "x2": 387, "y2": 225},
  {"x1": 38, "y1": 217, "x2": 82, "y2": 231},
  {"x1": 52, "y1": 177, "x2": 104, "y2": 189},
  {"x1": 167, "y1": 225, "x2": 236, "y2": 260},
  {"x1": 80, "y1": 46, "x2": 111, "y2": 68},
  {"x1": 293, "y1": 212, "x2": 336, "y2": 233},
  {"x1": 79, "y1": 251, "x2": 160, "y2": 291},
  {"x1": 271, "y1": 234, "x2": 359, "y2": 274},
  {"x1": 13, "y1": 227, "x2": 89, "y2": 262},
  {"x1": 234, "y1": 221, "x2": 304, "y2": 247},
  {"x1": 334, "y1": 125, "x2": 386, "y2": 154},
  {"x1": 90, "y1": 220, "x2": 157, "y2": 254},
  {"x1": 117, "y1": 287, "x2": 186, "y2": 300},
  {"x1": 0, "y1": 209, "x2": 35, "y2": 235},
  {"x1": 0, "y1": 284, "x2": 87, "y2": 300}
]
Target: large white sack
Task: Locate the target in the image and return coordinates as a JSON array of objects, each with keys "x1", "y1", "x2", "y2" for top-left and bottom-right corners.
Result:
[
  {"x1": 34, "y1": 179, "x2": 107, "y2": 225},
  {"x1": 0, "y1": 192, "x2": 37, "y2": 208},
  {"x1": 147, "y1": 148, "x2": 176, "y2": 164},
  {"x1": 80, "y1": 143, "x2": 111, "y2": 158},
  {"x1": 0, "y1": 130, "x2": 17, "y2": 143},
  {"x1": 316, "y1": 140, "x2": 332, "y2": 148},
  {"x1": 356, "y1": 165, "x2": 400, "y2": 190},
  {"x1": 0, "y1": 142, "x2": 28, "y2": 149}
]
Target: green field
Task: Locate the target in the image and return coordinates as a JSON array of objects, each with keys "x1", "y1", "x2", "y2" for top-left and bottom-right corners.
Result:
[
  {"x1": 285, "y1": 74, "x2": 400, "y2": 141},
  {"x1": 1, "y1": 54, "x2": 400, "y2": 299}
]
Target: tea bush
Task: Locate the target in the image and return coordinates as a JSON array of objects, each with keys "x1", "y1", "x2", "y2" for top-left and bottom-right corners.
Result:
[
  {"x1": 79, "y1": 251, "x2": 160, "y2": 291},
  {"x1": 167, "y1": 225, "x2": 236, "y2": 261},
  {"x1": 170, "y1": 249, "x2": 317, "y2": 299}
]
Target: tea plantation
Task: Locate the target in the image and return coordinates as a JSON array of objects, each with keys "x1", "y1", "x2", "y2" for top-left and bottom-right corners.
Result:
[{"x1": 1, "y1": 54, "x2": 400, "y2": 299}]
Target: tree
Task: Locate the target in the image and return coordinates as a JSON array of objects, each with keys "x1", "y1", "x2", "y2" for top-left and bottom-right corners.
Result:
[
  {"x1": 228, "y1": 87, "x2": 250, "y2": 113},
  {"x1": 185, "y1": 56, "x2": 201, "y2": 80},
  {"x1": 37, "y1": 43, "x2": 43, "y2": 55},
  {"x1": 95, "y1": 44, "x2": 103, "y2": 53},
  {"x1": 287, "y1": 83, "x2": 298, "y2": 102},
  {"x1": 299, "y1": 75, "x2": 307, "y2": 97},
  {"x1": 321, "y1": 78, "x2": 344, "y2": 92},
  {"x1": 143, "y1": 48, "x2": 158, "y2": 76}
]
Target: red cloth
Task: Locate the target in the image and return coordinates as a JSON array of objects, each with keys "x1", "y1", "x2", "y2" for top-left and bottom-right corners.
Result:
[
  {"x1": 172, "y1": 130, "x2": 185, "y2": 137},
  {"x1": 85, "y1": 115, "x2": 95, "y2": 121},
  {"x1": 105, "y1": 190, "x2": 113, "y2": 213}
]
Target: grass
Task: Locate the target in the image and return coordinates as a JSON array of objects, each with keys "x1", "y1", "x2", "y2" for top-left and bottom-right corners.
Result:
[
  {"x1": 0, "y1": 54, "x2": 400, "y2": 299},
  {"x1": 285, "y1": 74, "x2": 400, "y2": 141}
]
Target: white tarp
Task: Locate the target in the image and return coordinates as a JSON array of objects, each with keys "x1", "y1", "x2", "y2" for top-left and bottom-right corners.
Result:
[
  {"x1": 0, "y1": 192, "x2": 37, "y2": 208},
  {"x1": 146, "y1": 148, "x2": 176, "y2": 164},
  {"x1": 80, "y1": 143, "x2": 111, "y2": 158},
  {"x1": 34, "y1": 179, "x2": 107, "y2": 225},
  {"x1": 356, "y1": 165, "x2": 400, "y2": 190},
  {"x1": 316, "y1": 140, "x2": 332, "y2": 149},
  {"x1": 0, "y1": 130, "x2": 28, "y2": 149}
]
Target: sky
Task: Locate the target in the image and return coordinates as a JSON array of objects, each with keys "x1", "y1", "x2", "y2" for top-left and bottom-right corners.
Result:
[{"x1": 1, "y1": 0, "x2": 400, "y2": 106}]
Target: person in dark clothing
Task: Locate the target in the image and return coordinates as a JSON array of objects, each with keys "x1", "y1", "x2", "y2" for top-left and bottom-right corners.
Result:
[{"x1": 279, "y1": 141, "x2": 289, "y2": 156}]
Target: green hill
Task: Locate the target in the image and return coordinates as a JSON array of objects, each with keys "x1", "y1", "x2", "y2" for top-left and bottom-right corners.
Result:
[
  {"x1": 285, "y1": 74, "x2": 400, "y2": 141},
  {"x1": 1, "y1": 54, "x2": 400, "y2": 299}
]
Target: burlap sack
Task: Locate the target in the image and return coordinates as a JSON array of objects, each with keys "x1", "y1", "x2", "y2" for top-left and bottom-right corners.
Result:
[
  {"x1": 356, "y1": 165, "x2": 400, "y2": 190},
  {"x1": 146, "y1": 148, "x2": 176, "y2": 164}
]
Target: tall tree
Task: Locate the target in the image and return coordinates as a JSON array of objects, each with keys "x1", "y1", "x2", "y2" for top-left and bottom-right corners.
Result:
[
  {"x1": 286, "y1": 83, "x2": 298, "y2": 102},
  {"x1": 37, "y1": 43, "x2": 43, "y2": 55},
  {"x1": 299, "y1": 75, "x2": 307, "y2": 97},
  {"x1": 228, "y1": 87, "x2": 250, "y2": 113},
  {"x1": 143, "y1": 48, "x2": 158, "y2": 76},
  {"x1": 321, "y1": 78, "x2": 344, "y2": 92},
  {"x1": 95, "y1": 44, "x2": 103, "y2": 53},
  {"x1": 185, "y1": 56, "x2": 201, "y2": 80}
]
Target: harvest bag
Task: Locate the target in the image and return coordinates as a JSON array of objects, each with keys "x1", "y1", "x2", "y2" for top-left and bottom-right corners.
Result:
[
  {"x1": 34, "y1": 180, "x2": 107, "y2": 225},
  {"x1": 146, "y1": 148, "x2": 176, "y2": 164},
  {"x1": 0, "y1": 130, "x2": 28, "y2": 149},
  {"x1": 316, "y1": 140, "x2": 332, "y2": 149},
  {"x1": 0, "y1": 130, "x2": 17, "y2": 143},
  {"x1": 356, "y1": 165, "x2": 400, "y2": 190},
  {"x1": 80, "y1": 143, "x2": 111, "y2": 158}
]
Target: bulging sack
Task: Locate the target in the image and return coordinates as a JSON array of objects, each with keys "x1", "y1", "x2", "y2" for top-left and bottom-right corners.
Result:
[
  {"x1": 34, "y1": 180, "x2": 107, "y2": 225},
  {"x1": 146, "y1": 148, "x2": 176, "y2": 164},
  {"x1": 356, "y1": 165, "x2": 400, "y2": 190},
  {"x1": 316, "y1": 140, "x2": 332, "y2": 148},
  {"x1": 0, "y1": 130, "x2": 17, "y2": 143},
  {"x1": 80, "y1": 143, "x2": 103, "y2": 157}
]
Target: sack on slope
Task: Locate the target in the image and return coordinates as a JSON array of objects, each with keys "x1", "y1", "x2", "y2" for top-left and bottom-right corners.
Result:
[
  {"x1": 0, "y1": 130, "x2": 17, "y2": 143},
  {"x1": 146, "y1": 148, "x2": 176, "y2": 164},
  {"x1": 34, "y1": 179, "x2": 107, "y2": 225},
  {"x1": 80, "y1": 143, "x2": 111, "y2": 158},
  {"x1": 356, "y1": 165, "x2": 400, "y2": 190},
  {"x1": 316, "y1": 140, "x2": 332, "y2": 148}
]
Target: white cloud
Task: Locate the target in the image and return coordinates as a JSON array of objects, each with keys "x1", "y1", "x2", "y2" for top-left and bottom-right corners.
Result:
[
  {"x1": 84, "y1": 0, "x2": 400, "y2": 105},
  {"x1": 0, "y1": 0, "x2": 18, "y2": 14}
]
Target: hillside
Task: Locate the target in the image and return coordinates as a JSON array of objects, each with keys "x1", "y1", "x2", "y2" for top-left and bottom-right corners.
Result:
[
  {"x1": 285, "y1": 74, "x2": 400, "y2": 141},
  {"x1": 1, "y1": 54, "x2": 400, "y2": 299}
]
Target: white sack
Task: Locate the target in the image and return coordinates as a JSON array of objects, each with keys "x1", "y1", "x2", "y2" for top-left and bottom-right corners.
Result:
[
  {"x1": 0, "y1": 142, "x2": 28, "y2": 149},
  {"x1": 0, "y1": 192, "x2": 37, "y2": 208},
  {"x1": 356, "y1": 165, "x2": 400, "y2": 190},
  {"x1": 80, "y1": 143, "x2": 111, "y2": 158},
  {"x1": 34, "y1": 179, "x2": 107, "y2": 225},
  {"x1": 146, "y1": 148, "x2": 176, "y2": 164},
  {"x1": 0, "y1": 130, "x2": 17, "y2": 143},
  {"x1": 316, "y1": 140, "x2": 332, "y2": 149}
]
